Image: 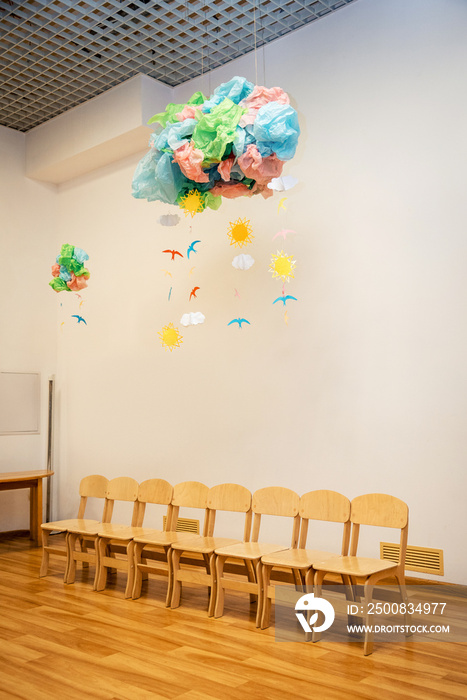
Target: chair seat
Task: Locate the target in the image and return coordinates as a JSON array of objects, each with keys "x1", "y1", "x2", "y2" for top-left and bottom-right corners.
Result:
[
  {"x1": 42, "y1": 518, "x2": 100, "y2": 532},
  {"x1": 95, "y1": 523, "x2": 143, "y2": 539},
  {"x1": 133, "y1": 530, "x2": 202, "y2": 546},
  {"x1": 313, "y1": 555, "x2": 398, "y2": 577},
  {"x1": 66, "y1": 519, "x2": 108, "y2": 535},
  {"x1": 171, "y1": 536, "x2": 241, "y2": 554},
  {"x1": 215, "y1": 542, "x2": 289, "y2": 560},
  {"x1": 261, "y1": 548, "x2": 338, "y2": 569}
]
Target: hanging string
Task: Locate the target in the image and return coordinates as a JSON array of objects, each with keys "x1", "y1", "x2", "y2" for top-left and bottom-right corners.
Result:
[{"x1": 253, "y1": 0, "x2": 258, "y2": 85}]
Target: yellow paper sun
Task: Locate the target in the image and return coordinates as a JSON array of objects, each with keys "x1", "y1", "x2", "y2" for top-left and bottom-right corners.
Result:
[
  {"x1": 159, "y1": 323, "x2": 183, "y2": 351},
  {"x1": 269, "y1": 251, "x2": 296, "y2": 282},
  {"x1": 179, "y1": 189, "x2": 204, "y2": 218},
  {"x1": 227, "y1": 217, "x2": 254, "y2": 248}
]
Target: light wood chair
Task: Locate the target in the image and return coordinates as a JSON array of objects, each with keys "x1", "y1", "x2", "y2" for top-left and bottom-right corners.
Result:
[
  {"x1": 214, "y1": 486, "x2": 300, "y2": 627},
  {"x1": 170, "y1": 483, "x2": 252, "y2": 616},
  {"x1": 39, "y1": 474, "x2": 109, "y2": 579},
  {"x1": 260, "y1": 489, "x2": 351, "y2": 629},
  {"x1": 312, "y1": 493, "x2": 410, "y2": 655},
  {"x1": 65, "y1": 476, "x2": 139, "y2": 588},
  {"x1": 92, "y1": 478, "x2": 173, "y2": 598},
  {"x1": 132, "y1": 481, "x2": 211, "y2": 606}
]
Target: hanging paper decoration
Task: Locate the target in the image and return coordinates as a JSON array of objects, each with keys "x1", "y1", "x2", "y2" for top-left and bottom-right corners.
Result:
[
  {"x1": 232, "y1": 253, "x2": 255, "y2": 270},
  {"x1": 49, "y1": 244, "x2": 90, "y2": 293},
  {"x1": 162, "y1": 249, "x2": 183, "y2": 260},
  {"x1": 227, "y1": 217, "x2": 254, "y2": 247},
  {"x1": 159, "y1": 323, "x2": 183, "y2": 351},
  {"x1": 180, "y1": 312, "x2": 205, "y2": 327},
  {"x1": 267, "y1": 175, "x2": 298, "y2": 192},
  {"x1": 272, "y1": 228, "x2": 296, "y2": 241},
  {"x1": 159, "y1": 213, "x2": 180, "y2": 226},
  {"x1": 71, "y1": 314, "x2": 87, "y2": 324},
  {"x1": 132, "y1": 76, "x2": 300, "y2": 214},
  {"x1": 272, "y1": 294, "x2": 298, "y2": 306},
  {"x1": 189, "y1": 286, "x2": 200, "y2": 301},
  {"x1": 187, "y1": 240, "x2": 201, "y2": 258},
  {"x1": 228, "y1": 318, "x2": 251, "y2": 328},
  {"x1": 277, "y1": 197, "x2": 287, "y2": 213},
  {"x1": 269, "y1": 251, "x2": 296, "y2": 282},
  {"x1": 178, "y1": 189, "x2": 206, "y2": 217}
]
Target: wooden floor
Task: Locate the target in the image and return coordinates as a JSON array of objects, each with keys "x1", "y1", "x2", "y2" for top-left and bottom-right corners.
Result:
[{"x1": 0, "y1": 535, "x2": 466, "y2": 700}]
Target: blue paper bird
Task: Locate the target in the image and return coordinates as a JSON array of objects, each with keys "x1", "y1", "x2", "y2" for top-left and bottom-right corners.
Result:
[
  {"x1": 273, "y1": 295, "x2": 298, "y2": 307},
  {"x1": 71, "y1": 315, "x2": 87, "y2": 325},
  {"x1": 228, "y1": 318, "x2": 251, "y2": 328},
  {"x1": 187, "y1": 240, "x2": 201, "y2": 259}
]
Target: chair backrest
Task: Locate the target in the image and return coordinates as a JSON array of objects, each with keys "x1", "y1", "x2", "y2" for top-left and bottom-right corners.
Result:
[
  {"x1": 349, "y1": 493, "x2": 409, "y2": 564},
  {"x1": 137, "y1": 478, "x2": 173, "y2": 529},
  {"x1": 206, "y1": 483, "x2": 252, "y2": 540},
  {"x1": 77, "y1": 475, "x2": 109, "y2": 520},
  {"x1": 171, "y1": 481, "x2": 210, "y2": 535},
  {"x1": 298, "y1": 490, "x2": 351, "y2": 554},
  {"x1": 251, "y1": 487, "x2": 300, "y2": 546},
  {"x1": 105, "y1": 477, "x2": 140, "y2": 526}
]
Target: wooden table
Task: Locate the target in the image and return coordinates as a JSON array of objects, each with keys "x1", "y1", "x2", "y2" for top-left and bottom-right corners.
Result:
[{"x1": 0, "y1": 470, "x2": 54, "y2": 545}]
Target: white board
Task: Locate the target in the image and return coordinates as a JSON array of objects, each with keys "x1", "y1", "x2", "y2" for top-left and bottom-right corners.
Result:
[{"x1": 0, "y1": 372, "x2": 41, "y2": 435}]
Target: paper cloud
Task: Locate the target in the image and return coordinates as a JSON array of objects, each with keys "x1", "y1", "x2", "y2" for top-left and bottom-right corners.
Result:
[
  {"x1": 180, "y1": 311, "x2": 205, "y2": 326},
  {"x1": 232, "y1": 253, "x2": 255, "y2": 270},
  {"x1": 267, "y1": 175, "x2": 298, "y2": 191},
  {"x1": 159, "y1": 213, "x2": 181, "y2": 226}
]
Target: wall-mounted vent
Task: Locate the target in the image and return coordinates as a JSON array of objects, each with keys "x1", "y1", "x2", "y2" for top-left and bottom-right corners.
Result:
[
  {"x1": 163, "y1": 516, "x2": 199, "y2": 534},
  {"x1": 380, "y1": 543, "x2": 444, "y2": 576}
]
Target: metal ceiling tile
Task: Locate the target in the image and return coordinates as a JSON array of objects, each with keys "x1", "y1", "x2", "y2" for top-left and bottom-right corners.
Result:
[{"x1": 0, "y1": 0, "x2": 357, "y2": 132}]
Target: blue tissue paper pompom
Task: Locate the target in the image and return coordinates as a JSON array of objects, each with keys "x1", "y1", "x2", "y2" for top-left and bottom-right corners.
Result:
[
  {"x1": 253, "y1": 102, "x2": 300, "y2": 161},
  {"x1": 202, "y1": 76, "x2": 254, "y2": 113}
]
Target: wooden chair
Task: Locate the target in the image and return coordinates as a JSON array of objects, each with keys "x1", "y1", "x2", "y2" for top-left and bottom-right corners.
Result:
[
  {"x1": 132, "y1": 481, "x2": 211, "y2": 606},
  {"x1": 170, "y1": 483, "x2": 252, "y2": 616},
  {"x1": 312, "y1": 493, "x2": 410, "y2": 655},
  {"x1": 92, "y1": 478, "x2": 173, "y2": 598},
  {"x1": 260, "y1": 489, "x2": 351, "y2": 629},
  {"x1": 39, "y1": 474, "x2": 109, "y2": 579},
  {"x1": 65, "y1": 476, "x2": 139, "y2": 588},
  {"x1": 214, "y1": 486, "x2": 300, "y2": 627}
]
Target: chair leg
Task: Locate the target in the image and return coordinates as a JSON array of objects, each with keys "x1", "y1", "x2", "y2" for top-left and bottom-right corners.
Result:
[
  {"x1": 395, "y1": 571, "x2": 412, "y2": 634},
  {"x1": 261, "y1": 563, "x2": 273, "y2": 630},
  {"x1": 245, "y1": 559, "x2": 257, "y2": 603},
  {"x1": 165, "y1": 546, "x2": 173, "y2": 607},
  {"x1": 311, "y1": 570, "x2": 325, "y2": 643},
  {"x1": 80, "y1": 537, "x2": 89, "y2": 569},
  {"x1": 65, "y1": 532, "x2": 78, "y2": 584},
  {"x1": 132, "y1": 542, "x2": 144, "y2": 599},
  {"x1": 124, "y1": 541, "x2": 135, "y2": 599},
  {"x1": 292, "y1": 567, "x2": 302, "y2": 588},
  {"x1": 255, "y1": 559, "x2": 263, "y2": 628},
  {"x1": 95, "y1": 538, "x2": 108, "y2": 592},
  {"x1": 214, "y1": 555, "x2": 227, "y2": 618},
  {"x1": 363, "y1": 581, "x2": 375, "y2": 656},
  {"x1": 171, "y1": 549, "x2": 183, "y2": 609},
  {"x1": 304, "y1": 568, "x2": 315, "y2": 642},
  {"x1": 39, "y1": 529, "x2": 49, "y2": 577},
  {"x1": 202, "y1": 552, "x2": 211, "y2": 574},
  {"x1": 207, "y1": 553, "x2": 217, "y2": 618}
]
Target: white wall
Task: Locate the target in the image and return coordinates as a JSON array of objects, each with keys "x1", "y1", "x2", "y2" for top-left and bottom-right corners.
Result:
[
  {"x1": 1, "y1": 0, "x2": 466, "y2": 582},
  {"x1": 0, "y1": 126, "x2": 57, "y2": 527}
]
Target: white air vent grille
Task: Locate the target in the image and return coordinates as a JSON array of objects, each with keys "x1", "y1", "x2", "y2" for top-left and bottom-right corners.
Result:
[
  {"x1": 380, "y1": 543, "x2": 444, "y2": 576},
  {"x1": 163, "y1": 516, "x2": 199, "y2": 534}
]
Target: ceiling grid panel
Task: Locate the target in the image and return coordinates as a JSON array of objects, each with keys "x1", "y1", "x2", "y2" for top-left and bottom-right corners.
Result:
[{"x1": 0, "y1": 0, "x2": 356, "y2": 132}]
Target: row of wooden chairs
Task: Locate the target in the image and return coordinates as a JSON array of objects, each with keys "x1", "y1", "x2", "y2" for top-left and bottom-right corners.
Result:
[{"x1": 40, "y1": 475, "x2": 409, "y2": 655}]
